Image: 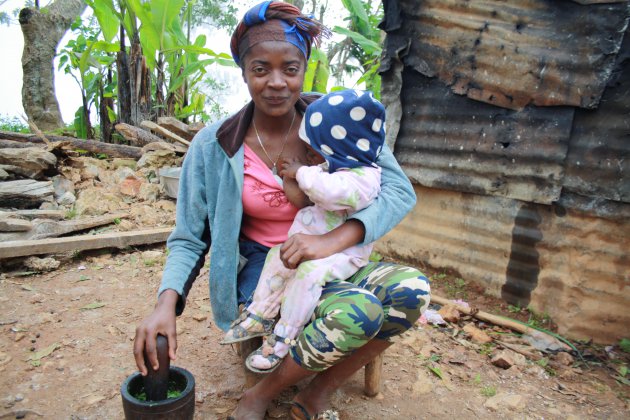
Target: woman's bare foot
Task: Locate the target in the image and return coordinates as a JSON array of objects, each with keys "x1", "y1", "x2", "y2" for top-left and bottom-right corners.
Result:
[{"x1": 229, "y1": 388, "x2": 269, "y2": 420}]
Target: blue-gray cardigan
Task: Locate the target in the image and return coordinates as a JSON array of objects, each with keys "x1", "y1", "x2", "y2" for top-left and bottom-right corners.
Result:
[{"x1": 158, "y1": 100, "x2": 417, "y2": 331}]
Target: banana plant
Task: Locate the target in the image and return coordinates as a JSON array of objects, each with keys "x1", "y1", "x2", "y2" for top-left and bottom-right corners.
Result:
[{"x1": 330, "y1": 0, "x2": 383, "y2": 98}]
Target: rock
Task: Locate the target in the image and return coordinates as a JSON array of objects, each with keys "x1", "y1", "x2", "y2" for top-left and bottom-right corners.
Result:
[
  {"x1": 0, "y1": 147, "x2": 57, "y2": 179},
  {"x1": 24, "y1": 257, "x2": 60, "y2": 272},
  {"x1": 438, "y1": 304, "x2": 460, "y2": 323},
  {"x1": 80, "y1": 163, "x2": 101, "y2": 180},
  {"x1": 58, "y1": 191, "x2": 76, "y2": 206},
  {"x1": 114, "y1": 166, "x2": 136, "y2": 183},
  {"x1": 120, "y1": 176, "x2": 144, "y2": 197},
  {"x1": 52, "y1": 176, "x2": 75, "y2": 200},
  {"x1": 0, "y1": 167, "x2": 9, "y2": 180},
  {"x1": 553, "y1": 351, "x2": 574, "y2": 366},
  {"x1": 155, "y1": 199, "x2": 176, "y2": 212},
  {"x1": 192, "y1": 314, "x2": 207, "y2": 322},
  {"x1": 491, "y1": 350, "x2": 527, "y2": 369},
  {"x1": 111, "y1": 158, "x2": 137, "y2": 170},
  {"x1": 139, "y1": 183, "x2": 160, "y2": 202},
  {"x1": 463, "y1": 323, "x2": 493, "y2": 344},
  {"x1": 484, "y1": 393, "x2": 525, "y2": 412},
  {"x1": 75, "y1": 188, "x2": 128, "y2": 216},
  {"x1": 137, "y1": 150, "x2": 182, "y2": 170}
]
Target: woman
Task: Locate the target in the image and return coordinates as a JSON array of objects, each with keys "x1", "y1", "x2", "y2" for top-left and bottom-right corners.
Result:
[{"x1": 133, "y1": 2, "x2": 430, "y2": 419}]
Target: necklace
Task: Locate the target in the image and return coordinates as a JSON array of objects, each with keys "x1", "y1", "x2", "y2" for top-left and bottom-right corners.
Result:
[{"x1": 252, "y1": 110, "x2": 296, "y2": 176}]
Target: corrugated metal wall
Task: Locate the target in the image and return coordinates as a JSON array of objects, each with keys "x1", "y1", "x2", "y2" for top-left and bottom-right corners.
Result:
[{"x1": 380, "y1": 0, "x2": 630, "y2": 342}]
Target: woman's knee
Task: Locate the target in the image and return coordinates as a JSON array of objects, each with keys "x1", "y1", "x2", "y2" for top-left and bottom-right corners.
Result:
[
  {"x1": 373, "y1": 268, "x2": 431, "y2": 339},
  {"x1": 290, "y1": 287, "x2": 384, "y2": 371}
]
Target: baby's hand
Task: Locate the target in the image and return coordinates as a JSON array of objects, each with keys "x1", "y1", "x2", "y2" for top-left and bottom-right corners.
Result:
[{"x1": 279, "y1": 157, "x2": 303, "y2": 179}]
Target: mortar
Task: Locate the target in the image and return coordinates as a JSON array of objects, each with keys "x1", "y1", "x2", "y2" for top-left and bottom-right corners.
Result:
[{"x1": 121, "y1": 335, "x2": 195, "y2": 419}]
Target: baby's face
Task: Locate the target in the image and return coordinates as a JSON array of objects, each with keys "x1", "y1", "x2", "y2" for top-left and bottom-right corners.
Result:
[{"x1": 305, "y1": 143, "x2": 326, "y2": 166}]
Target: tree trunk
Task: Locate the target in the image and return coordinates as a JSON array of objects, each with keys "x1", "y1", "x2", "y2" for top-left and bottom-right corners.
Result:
[
  {"x1": 129, "y1": 33, "x2": 153, "y2": 124},
  {"x1": 19, "y1": 0, "x2": 87, "y2": 131}
]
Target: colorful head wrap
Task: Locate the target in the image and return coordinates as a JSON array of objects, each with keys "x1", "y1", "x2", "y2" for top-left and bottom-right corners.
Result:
[
  {"x1": 230, "y1": 1, "x2": 328, "y2": 67},
  {"x1": 299, "y1": 90, "x2": 386, "y2": 173}
]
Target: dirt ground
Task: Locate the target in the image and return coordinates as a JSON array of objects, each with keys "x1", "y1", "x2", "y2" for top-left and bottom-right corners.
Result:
[{"x1": 0, "y1": 246, "x2": 628, "y2": 419}]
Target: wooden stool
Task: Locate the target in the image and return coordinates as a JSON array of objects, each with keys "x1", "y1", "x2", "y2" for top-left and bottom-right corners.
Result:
[{"x1": 236, "y1": 340, "x2": 384, "y2": 397}]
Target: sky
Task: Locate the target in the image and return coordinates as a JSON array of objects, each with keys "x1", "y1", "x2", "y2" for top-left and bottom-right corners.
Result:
[{"x1": 0, "y1": 0, "x2": 352, "y2": 125}]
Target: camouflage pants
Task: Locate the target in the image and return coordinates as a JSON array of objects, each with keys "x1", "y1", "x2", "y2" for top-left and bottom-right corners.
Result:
[{"x1": 290, "y1": 262, "x2": 431, "y2": 372}]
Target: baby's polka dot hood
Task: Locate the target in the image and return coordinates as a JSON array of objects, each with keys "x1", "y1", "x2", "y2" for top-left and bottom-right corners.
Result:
[{"x1": 299, "y1": 89, "x2": 385, "y2": 173}]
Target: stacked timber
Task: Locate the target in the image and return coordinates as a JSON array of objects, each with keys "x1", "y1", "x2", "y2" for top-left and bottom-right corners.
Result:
[{"x1": 0, "y1": 118, "x2": 203, "y2": 262}]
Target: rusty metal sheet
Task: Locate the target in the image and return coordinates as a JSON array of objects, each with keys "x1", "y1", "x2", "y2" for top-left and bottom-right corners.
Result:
[
  {"x1": 393, "y1": 68, "x2": 572, "y2": 204},
  {"x1": 392, "y1": 0, "x2": 630, "y2": 110},
  {"x1": 562, "y1": 26, "x2": 630, "y2": 203},
  {"x1": 378, "y1": 185, "x2": 630, "y2": 343}
]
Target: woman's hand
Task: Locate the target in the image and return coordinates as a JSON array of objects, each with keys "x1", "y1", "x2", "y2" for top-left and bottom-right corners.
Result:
[
  {"x1": 280, "y1": 220, "x2": 366, "y2": 269},
  {"x1": 133, "y1": 289, "x2": 179, "y2": 375}
]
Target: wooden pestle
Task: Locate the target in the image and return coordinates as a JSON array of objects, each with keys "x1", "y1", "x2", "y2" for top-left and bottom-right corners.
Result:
[{"x1": 142, "y1": 334, "x2": 170, "y2": 401}]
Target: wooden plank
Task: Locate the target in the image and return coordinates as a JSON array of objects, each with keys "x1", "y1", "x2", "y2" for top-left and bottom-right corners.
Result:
[
  {"x1": 0, "y1": 130, "x2": 143, "y2": 159},
  {"x1": 0, "y1": 212, "x2": 129, "y2": 241},
  {"x1": 0, "y1": 217, "x2": 33, "y2": 232},
  {"x1": 0, "y1": 209, "x2": 65, "y2": 220},
  {"x1": 115, "y1": 123, "x2": 167, "y2": 147},
  {"x1": 0, "y1": 227, "x2": 172, "y2": 259},
  {"x1": 141, "y1": 121, "x2": 191, "y2": 147},
  {"x1": 157, "y1": 117, "x2": 194, "y2": 141}
]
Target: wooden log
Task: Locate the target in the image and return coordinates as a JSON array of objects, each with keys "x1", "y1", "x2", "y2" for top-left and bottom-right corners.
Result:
[
  {"x1": 0, "y1": 147, "x2": 57, "y2": 179},
  {"x1": 430, "y1": 295, "x2": 537, "y2": 335},
  {"x1": 0, "y1": 180, "x2": 54, "y2": 208},
  {"x1": 0, "y1": 217, "x2": 33, "y2": 232},
  {"x1": 141, "y1": 140, "x2": 188, "y2": 155},
  {"x1": 115, "y1": 123, "x2": 166, "y2": 147},
  {"x1": 0, "y1": 139, "x2": 44, "y2": 149},
  {"x1": 189, "y1": 121, "x2": 205, "y2": 135},
  {"x1": 141, "y1": 121, "x2": 191, "y2": 147},
  {"x1": 0, "y1": 209, "x2": 65, "y2": 220},
  {"x1": 0, "y1": 227, "x2": 172, "y2": 259},
  {"x1": 0, "y1": 212, "x2": 129, "y2": 241},
  {"x1": 0, "y1": 130, "x2": 143, "y2": 159},
  {"x1": 364, "y1": 353, "x2": 384, "y2": 397},
  {"x1": 157, "y1": 117, "x2": 195, "y2": 141}
]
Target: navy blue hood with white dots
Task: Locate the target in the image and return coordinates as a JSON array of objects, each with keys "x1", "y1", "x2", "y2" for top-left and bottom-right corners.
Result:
[{"x1": 299, "y1": 89, "x2": 385, "y2": 173}]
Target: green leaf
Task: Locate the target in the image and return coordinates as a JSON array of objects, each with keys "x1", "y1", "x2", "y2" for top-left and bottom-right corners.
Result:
[
  {"x1": 613, "y1": 375, "x2": 630, "y2": 386},
  {"x1": 333, "y1": 26, "x2": 382, "y2": 55},
  {"x1": 304, "y1": 48, "x2": 329, "y2": 93},
  {"x1": 107, "y1": 106, "x2": 117, "y2": 124},
  {"x1": 91, "y1": 40, "x2": 120, "y2": 53},
  {"x1": 428, "y1": 365, "x2": 444, "y2": 380},
  {"x1": 80, "y1": 302, "x2": 106, "y2": 310},
  {"x1": 86, "y1": 0, "x2": 119, "y2": 42},
  {"x1": 74, "y1": 106, "x2": 89, "y2": 139},
  {"x1": 620, "y1": 338, "x2": 630, "y2": 353},
  {"x1": 27, "y1": 342, "x2": 61, "y2": 361}
]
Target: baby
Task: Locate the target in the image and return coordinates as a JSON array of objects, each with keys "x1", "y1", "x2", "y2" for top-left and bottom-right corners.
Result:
[{"x1": 223, "y1": 89, "x2": 386, "y2": 372}]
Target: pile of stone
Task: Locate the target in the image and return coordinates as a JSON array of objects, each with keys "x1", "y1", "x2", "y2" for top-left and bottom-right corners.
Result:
[{"x1": 0, "y1": 117, "x2": 203, "y2": 262}]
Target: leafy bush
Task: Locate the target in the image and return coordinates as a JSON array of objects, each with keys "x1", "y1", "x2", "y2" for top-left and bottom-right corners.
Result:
[{"x1": 0, "y1": 115, "x2": 29, "y2": 133}]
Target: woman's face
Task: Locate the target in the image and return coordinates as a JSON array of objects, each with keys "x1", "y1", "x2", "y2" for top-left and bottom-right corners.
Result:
[{"x1": 242, "y1": 41, "x2": 306, "y2": 118}]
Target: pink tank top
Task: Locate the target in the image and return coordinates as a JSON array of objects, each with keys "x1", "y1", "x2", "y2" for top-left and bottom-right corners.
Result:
[{"x1": 241, "y1": 144, "x2": 298, "y2": 247}]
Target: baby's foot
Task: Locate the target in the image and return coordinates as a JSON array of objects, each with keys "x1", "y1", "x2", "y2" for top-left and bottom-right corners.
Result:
[{"x1": 220, "y1": 312, "x2": 273, "y2": 344}]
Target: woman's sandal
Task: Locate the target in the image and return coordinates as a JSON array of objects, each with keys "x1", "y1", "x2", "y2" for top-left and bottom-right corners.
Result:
[
  {"x1": 220, "y1": 311, "x2": 274, "y2": 345},
  {"x1": 244, "y1": 333, "x2": 297, "y2": 373},
  {"x1": 288, "y1": 401, "x2": 340, "y2": 420}
]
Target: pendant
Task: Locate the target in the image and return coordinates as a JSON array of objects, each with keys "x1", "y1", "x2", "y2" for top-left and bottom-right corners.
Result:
[{"x1": 271, "y1": 165, "x2": 283, "y2": 186}]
